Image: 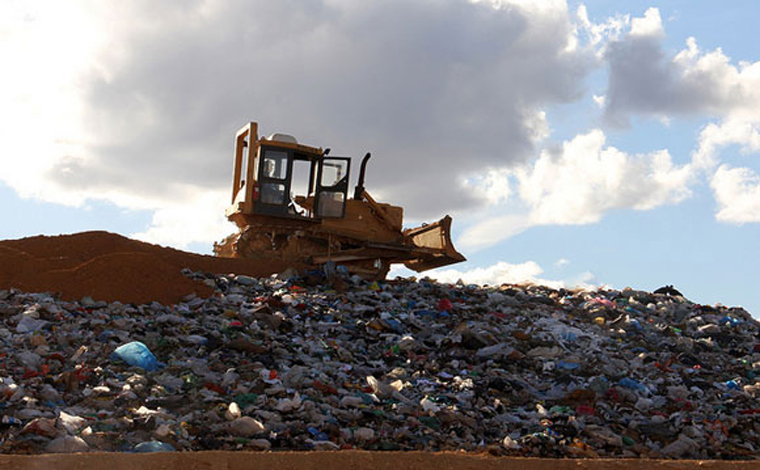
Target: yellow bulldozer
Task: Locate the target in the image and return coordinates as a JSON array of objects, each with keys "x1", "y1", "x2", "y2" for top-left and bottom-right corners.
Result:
[{"x1": 214, "y1": 122, "x2": 465, "y2": 279}]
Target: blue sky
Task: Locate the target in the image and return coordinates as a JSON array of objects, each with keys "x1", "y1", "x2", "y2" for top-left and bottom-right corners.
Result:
[{"x1": 1, "y1": 1, "x2": 758, "y2": 315}]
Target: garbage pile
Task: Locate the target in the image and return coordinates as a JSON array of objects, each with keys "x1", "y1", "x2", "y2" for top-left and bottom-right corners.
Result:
[{"x1": 1, "y1": 271, "x2": 759, "y2": 459}]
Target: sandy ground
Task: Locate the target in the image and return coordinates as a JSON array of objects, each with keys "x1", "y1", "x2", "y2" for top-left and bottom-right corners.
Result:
[
  {"x1": 1, "y1": 451, "x2": 759, "y2": 470},
  {"x1": 0, "y1": 231, "x2": 299, "y2": 304}
]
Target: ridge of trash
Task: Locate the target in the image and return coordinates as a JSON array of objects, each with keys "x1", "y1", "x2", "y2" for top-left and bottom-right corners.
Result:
[{"x1": 1, "y1": 268, "x2": 758, "y2": 459}]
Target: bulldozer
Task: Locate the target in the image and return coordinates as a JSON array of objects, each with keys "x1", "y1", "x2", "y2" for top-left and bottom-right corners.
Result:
[{"x1": 214, "y1": 122, "x2": 465, "y2": 279}]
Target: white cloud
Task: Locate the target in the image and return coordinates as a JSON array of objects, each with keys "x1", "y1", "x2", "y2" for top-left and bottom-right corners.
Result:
[
  {"x1": 603, "y1": 19, "x2": 760, "y2": 126},
  {"x1": 458, "y1": 213, "x2": 531, "y2": 251},
  {"x1": 697, "y1": 120, "x2": 760, "y2": 223},
  {"x1": 629, "y1": 7, "x2": 663, "y2": 38},
  {"x1": 131, "y1": 189, "x2": 232, "y2": 249},
  {"x1": 604, "y1": 12, "x2": 760, "y2": 125},
  {"x1": 425, "y1": 259, "x2": 595, "y2": 290},
  {"x1": 458, "y1": 129, "x2": 693, "y2": 250},
  {"x1": 693, "y1": 119, "x2": 760, "y2": 170},
  {"x1": 597, "y1": 14, "x2": 760, "y2": 226},
  {"x1": 575, "y1": 4, "x2": 628, "y2": 51},
  {"x1": 464, "y1": 168, "x2": 513, "y2": 206},
  {"x1": 0, "y1": 2, "x2": 99, "y2": 203},
  {"x1": 518, "y1": 129, "x2": 692, "y2": 224},
  {"x1": 711, "y1": 165, "x2": 760, "y2": 224},
  {"x1": 524, "y1": 109, "x2": 551, "y2": 142},
  {"x1": 555, "y1": 258, "x2": 570, "y2": 268},
  {"x1": 566, "y1": 271, "x2": 596, "y2": 289},
  {"x1": 427, "y1": 260, "x2": 559, "y2": 288}
]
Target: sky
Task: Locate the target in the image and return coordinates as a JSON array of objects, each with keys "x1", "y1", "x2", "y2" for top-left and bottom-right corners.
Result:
[{"x1": 1, "y1": 0, "x2": 758, "y2": 315}]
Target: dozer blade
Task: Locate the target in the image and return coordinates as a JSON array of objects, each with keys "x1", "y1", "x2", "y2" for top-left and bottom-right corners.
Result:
[{"x1": 402, "y1": 215, "x2": 466, "y2": 272}]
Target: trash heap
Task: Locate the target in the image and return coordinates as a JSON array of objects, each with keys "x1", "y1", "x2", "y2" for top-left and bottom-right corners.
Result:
[{"x1": 1, "y1": 271, "x2": 759, "y2": 459}]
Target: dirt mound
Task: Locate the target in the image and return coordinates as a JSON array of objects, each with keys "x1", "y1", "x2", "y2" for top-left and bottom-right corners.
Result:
[{"x1": 0, "y1": 231, "x2": 297, "y2": 305}]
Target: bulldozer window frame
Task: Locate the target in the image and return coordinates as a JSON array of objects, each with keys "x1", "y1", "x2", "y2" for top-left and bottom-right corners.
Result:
[
  {"x1": 254, "y1": 146, "x2": 294, "y2": 217},
  {"x1": 315, "y1": 157, "x2": 350, "y2": 219},
  {"x1": 254, "y1": 144, "x2": 325, "y2": 219}
]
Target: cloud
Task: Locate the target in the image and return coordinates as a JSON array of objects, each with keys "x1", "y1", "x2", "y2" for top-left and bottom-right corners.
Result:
[
  {"x1": 518, "y1": 129, "x2": 692, "y2": 224},
  {"x1": 131, "y1": 189, "x2": 233, "y2": 248},
  {"x1": 575, "y1": 4, "x2": 628, "y2": 52},
  {"x1": 693, "y1": 119, "x2": 760, "y2": 170},
  {"x1": 458, "y1": 128, "x2": 692, "y2": 250},
  {"x1": 593, "y1": 8, "x2": 760, "y2": 227},
  {"x1": 711, "y1": 165, "x2": 760, "y2": 224},
  {"x1": 603, "y1": 10, "x2": 760, "y2": 126},
  {"x1": 629, "y1": 7, "x2": 664, "y2": 39},
  {"x1": 9, "y1": 1, "x2": 754, "y2": 253},
  {"x1": 696, "y1": 120, "x2": 760, "y2": 221},
  {"x1": 463, "y1": 168, "x2": 514, "y2": 206},
  {"x1": 455, "y1": 8, "x2": 760, "y2": 251},
  {"x1": 0, "y1": 2, "x2": 100, "y2": 203},
  {"x1": 458, "y1": 213, "x2": 531, "y2": 250},
  {"x1": 0, "y1": 0, "x2": 599, "y2": 249},
  {"x1": 424, "y1": 259, "x2": 595, "y2": 290}
]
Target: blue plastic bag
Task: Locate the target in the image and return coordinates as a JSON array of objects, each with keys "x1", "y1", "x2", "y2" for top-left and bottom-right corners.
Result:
[
  {"x1": 113, "y1": 341, "x2": 161, "y2": 371},
  {"x1": 618, "y1": 377, "x2": 647, "y2": 393}
]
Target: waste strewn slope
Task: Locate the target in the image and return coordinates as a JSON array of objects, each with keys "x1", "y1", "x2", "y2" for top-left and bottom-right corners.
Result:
[{"x1": 0, "y1": 232, "x2": 758, "y2": 458}]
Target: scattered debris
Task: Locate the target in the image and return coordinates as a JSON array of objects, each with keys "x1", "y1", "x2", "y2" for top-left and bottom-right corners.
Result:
[{"x1": 0, "y1": 271, "x2": 757, "y2": 458}]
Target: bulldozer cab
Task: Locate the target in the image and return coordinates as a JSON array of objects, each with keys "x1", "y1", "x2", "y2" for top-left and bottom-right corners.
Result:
[{"x1": 227, "y1": 122, "x2": 350, "y2": 220}]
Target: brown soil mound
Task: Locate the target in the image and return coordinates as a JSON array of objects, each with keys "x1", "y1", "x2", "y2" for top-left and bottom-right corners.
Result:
[{"x1": 0, "y1": 231, "x2": 298, "y2": 305}]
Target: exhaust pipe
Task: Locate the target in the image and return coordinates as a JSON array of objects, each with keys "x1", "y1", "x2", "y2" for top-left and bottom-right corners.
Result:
[{"x1": 353, "y1": 152, "x2": 371, "y2": 200}]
